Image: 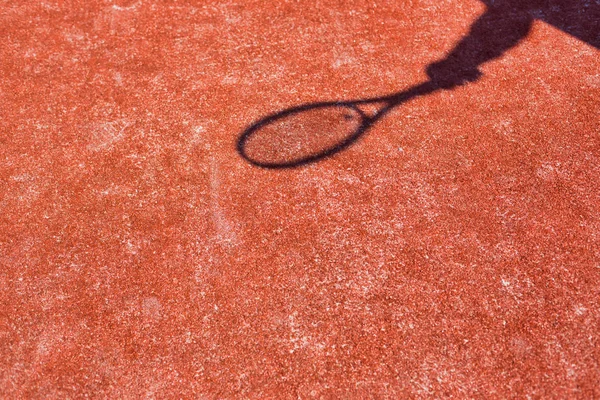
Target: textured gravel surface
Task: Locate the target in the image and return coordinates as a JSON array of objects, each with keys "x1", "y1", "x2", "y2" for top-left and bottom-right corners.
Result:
[{"x1": 1, "y1": 0, "x2": 599, "y2": 398}]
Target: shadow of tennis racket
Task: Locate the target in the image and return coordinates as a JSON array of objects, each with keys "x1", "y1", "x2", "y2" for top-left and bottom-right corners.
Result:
[{"x1": 237, "y1": 81, "x2": 438, "y2": 169}]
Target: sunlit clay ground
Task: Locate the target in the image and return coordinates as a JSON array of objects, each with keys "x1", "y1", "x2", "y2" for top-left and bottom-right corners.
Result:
[{"x1": 1, "y1": 0, "x2": 599, "y2": 398}]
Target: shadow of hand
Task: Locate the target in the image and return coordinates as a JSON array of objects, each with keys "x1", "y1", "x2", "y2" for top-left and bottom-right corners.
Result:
[{"x1": 426, "y1": 59, "x2": 483, "y2": 89}]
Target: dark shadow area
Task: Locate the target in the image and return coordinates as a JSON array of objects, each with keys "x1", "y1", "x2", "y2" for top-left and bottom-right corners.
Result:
[{"x1": 238, "y1": 0, "x2": 599, "y2": 169}]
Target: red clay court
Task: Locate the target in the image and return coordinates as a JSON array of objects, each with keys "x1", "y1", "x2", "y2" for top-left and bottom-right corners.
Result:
[{"x1": 1, "y1": 0, "x2": 599, "y2": 398}]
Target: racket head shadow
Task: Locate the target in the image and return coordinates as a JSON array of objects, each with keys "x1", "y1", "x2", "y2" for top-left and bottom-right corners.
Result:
[{"x1": 237, "y1": 102, "x2": 371, "y2": 169}]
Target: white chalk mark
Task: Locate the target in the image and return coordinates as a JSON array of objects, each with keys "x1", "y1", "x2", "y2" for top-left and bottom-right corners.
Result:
[{"x1": 209, "y1": 157, "x2": 239, "y2": 247}]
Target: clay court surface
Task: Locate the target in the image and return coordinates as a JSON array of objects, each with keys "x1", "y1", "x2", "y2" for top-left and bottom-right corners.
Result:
[{"x1": 1, "y1": 0, "x2": 599, "y2": 398}]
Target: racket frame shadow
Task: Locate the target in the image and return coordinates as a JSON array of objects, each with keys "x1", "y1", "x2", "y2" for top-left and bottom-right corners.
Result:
[{"x1": 237, "y1": 81, "x2": 436, "y2": 169}]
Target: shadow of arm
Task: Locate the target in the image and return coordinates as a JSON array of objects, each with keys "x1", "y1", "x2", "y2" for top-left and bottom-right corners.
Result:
[{"x1": 426, "y1": 6, "x2": 533, "y2": 88}]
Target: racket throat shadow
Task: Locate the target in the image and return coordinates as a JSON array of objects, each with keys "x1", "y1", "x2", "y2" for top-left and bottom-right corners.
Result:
[{"x1": 354, "y1": 101, "x2": 391, "y2": 120}]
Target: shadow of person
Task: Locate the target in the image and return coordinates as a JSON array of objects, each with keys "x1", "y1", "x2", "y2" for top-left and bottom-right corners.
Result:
[
  {"x1": 427, "y1": 0, "x2": 599, "y2": 88},
  {"x1": 238, "y1": 0, "x2": 599, "y2": 168}
]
